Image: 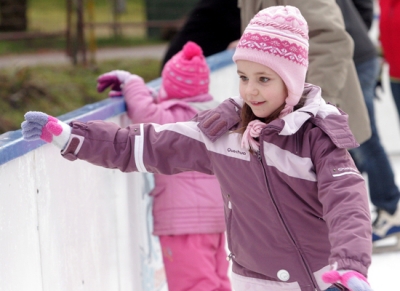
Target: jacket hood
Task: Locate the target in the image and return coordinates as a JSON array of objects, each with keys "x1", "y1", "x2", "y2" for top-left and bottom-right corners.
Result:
[
  {"x1": 279, "y1": 83, "x2": 340, "y2": 135},
  {"x1": 232, "y1": 83, "x2": 358, "y2": 149},
  {"x1": 279, "y1": 83, "x2": 359, "y2": 149}
]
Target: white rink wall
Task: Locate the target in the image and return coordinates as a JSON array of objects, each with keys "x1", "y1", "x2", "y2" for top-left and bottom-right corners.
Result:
[
  {"x1": 0, "y1": 50, "x2": 238, "y2": 291},
  {"x1": 0, "y1": 130, "x2": 148, "y2": 291}
]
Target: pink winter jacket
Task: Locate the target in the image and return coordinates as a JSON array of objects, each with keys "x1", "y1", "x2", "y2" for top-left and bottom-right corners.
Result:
[{"x1": 121, "y1": 78, "x2": 225, "y2": 236}]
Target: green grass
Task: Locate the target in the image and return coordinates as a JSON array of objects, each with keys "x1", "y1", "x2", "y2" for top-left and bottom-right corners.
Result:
[
  {"x1": 28, "y1": 0, "x2": 146, "y2": 32},
  {"x1": 0, "y1": 58, "x2": 161, "y2": 134},
  {"x1": 0, "y1": 0, "x2": 167, "y2": 135},
  {"x1": 0, "y1": 0, "x2": 153, "y2": 56},
  {"x1": 0, "y1": 36, "x2": 164, "y2": 56}
]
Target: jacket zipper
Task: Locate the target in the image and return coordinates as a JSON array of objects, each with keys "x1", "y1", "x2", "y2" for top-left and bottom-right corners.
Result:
[
  {"x1": 226, "y1": 252, "x2": 236, "y2": 262},
  {"x1": 257, "y1": 129, "x2": 319, "y2": 290},
  {"x1": 226, "y1": 193, "x2": 234, "y2": 262},
  {"x1": 295, "y1": 132, "x2": 299, "y2": 154}
]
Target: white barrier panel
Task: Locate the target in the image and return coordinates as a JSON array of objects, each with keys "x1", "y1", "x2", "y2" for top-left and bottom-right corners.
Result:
[
  {"x1": 0, "y1": 49, "x2": 236, "y2": 291},
  {"x1": 0, "y1": 114, "x2": 162, "y2": 291}
]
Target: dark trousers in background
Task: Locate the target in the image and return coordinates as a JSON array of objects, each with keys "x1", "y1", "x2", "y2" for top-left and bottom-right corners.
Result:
[{"x1": 350, "y1": 57, "x2": 400, "y2": 215}]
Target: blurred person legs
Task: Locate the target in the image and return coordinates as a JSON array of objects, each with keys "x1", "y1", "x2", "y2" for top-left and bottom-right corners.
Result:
[
  {"x1": 390, "y1": 80, "x2": 400, "y2": 120},
  {"x1": 160, "y1": 233, "x2": 231, "y2": 291},
  {"x1": 349, "y1": 57, "x2": 400, "y2": 252},
  {"x1": 325, "y1": 287, "x2": 344, "y2": 291},
  {"x1": 372, "y1": 203, "x2": 400, "y2": 253},
  {"x1": 161, "y1": 0, "x2": 241, "y2": 70}
]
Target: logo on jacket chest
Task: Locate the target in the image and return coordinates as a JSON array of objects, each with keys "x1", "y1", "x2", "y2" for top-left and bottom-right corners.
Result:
[{"x1": 227, "y1": 148, "x2": 247, "y2": 156}]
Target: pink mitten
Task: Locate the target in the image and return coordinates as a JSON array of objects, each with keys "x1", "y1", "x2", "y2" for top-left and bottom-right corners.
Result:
[
  {"x1": 322, "y1": 270, "x2": 372, "y2": 291},
  {"x1": 97, "y1": 70, "x2": 143, "y2": 98},
  {"x1": 21, "y1": 111, "x2": 71, "y2": 149}
]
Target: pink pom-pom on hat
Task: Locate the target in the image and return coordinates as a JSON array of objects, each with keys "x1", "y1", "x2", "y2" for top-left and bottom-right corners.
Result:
[
  {"x1": 160, "y1": 41, "x2": 210, "y2": 101},
  {"x1": 233, "y1": 6, "x2": 309, "y2": 117}
]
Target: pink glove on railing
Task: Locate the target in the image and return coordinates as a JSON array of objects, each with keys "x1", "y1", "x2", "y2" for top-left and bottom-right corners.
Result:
[
  {"x1": 97, "y1": 70, "x2": 143, "y2": 97},
  {"x1": 21, "y1": 111, "x2": 71, "y2": 149},
  {"x1": 322, "y1": 270, "x2": 373, "y2": 291}
]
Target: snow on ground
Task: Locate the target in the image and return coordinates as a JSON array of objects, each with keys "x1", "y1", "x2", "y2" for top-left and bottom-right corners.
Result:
[
  {"x1": 369, "y1": 154, "x2": 400, "y2": 291},
  {"x1": 369, "y1": 248, "x2": 400, "y2": 290}
]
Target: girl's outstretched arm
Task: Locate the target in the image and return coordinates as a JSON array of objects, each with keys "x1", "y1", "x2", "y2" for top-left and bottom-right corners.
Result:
[{"x1": 21, "y1": 111, "x2": 214, "y2": 176}]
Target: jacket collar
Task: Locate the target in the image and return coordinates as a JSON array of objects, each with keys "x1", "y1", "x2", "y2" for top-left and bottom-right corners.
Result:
[
  {"x1": 280, "y1": 83, "x2": 358, "y2": 149},
  {"x1": 280, "y1": 83, "x2": 340, "y2": 135},
  {"x1": 234, "y1": 83, "x2": 358, "y2": 149}
]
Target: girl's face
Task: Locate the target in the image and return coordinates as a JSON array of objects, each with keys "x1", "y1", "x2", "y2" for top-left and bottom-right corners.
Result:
[{"x1": 237, "y1": 60, "x2": 287, "y2": 119}]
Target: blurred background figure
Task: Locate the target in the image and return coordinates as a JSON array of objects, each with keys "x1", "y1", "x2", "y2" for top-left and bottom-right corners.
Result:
[
  {"x1": 97, "y1": 41, "x2": 231, "y2": 291},
  {"x1": 373, "y1": 0, "x2": 400, "y2": 251},
  {"x1": 160, "y1": 0, "x2": 241, "y2": 68},
  {"x1": 335, "y1": 0, "x2": 400, "y2": 252},
  {"x1": 379, "y1": 0, "x2": 400, "y2": 120}
]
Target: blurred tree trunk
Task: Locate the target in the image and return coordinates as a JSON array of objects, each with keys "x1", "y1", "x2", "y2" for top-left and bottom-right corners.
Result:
[
  {"x1": 66, "y1": 0, "x2": 88, "y2": 65},
  {"x1": 0, "y1": 0, "x2": 27, "y2": 32}
]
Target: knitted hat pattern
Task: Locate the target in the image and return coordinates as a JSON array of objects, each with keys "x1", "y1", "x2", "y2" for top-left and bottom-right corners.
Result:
[
  {"x1": 160, "y1": 41, "x2": 210, "y2": 101},
  {"x1": 232, "y1": 6, "x2": 309, "y2": 116}
]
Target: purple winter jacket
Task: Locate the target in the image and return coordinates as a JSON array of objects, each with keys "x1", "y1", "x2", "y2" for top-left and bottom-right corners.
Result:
[
  {"x1": 61, "y1": 83, "x2": 372, "y2": 291},
  {"x1": 119, "y1": 77, "x2": 225, "y2": 236}
]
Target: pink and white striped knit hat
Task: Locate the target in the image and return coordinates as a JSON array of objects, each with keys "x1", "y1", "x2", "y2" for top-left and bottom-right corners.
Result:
[
  {"x1": 233, "y1": 6, "x2": 309, "y2": 116},
  {"x1": 160, "y1": 41, "x2": 210, "y2": 100}
]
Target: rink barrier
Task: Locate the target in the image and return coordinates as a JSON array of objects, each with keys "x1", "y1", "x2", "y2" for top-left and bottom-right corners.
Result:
[
  {"x1": 0, "y1": 49, "x2": 236, "y2": 166},
  {"x1": 0, "y1": 49, "x2": 237, "y2": 291}
]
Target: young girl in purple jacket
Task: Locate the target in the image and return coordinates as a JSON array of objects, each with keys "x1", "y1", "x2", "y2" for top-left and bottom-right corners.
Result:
[
  {"x1": 97, "y1": 41, "x2": 232, "y2": 291},
  {"x1": 22, "y1": 6, "x2": 373, "y2": 291}
]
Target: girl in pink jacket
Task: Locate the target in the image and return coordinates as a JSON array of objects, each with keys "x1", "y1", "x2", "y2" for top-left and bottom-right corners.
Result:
[
  {"x1": 22, "y1": 6, "x2": 373, "y2": 291},
  {"x1": 94, "y1": 42, "x2": 231, "y2": 291}
]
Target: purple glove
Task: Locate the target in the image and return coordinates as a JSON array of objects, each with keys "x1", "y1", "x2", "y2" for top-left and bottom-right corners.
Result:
[
  {"x1": 322, "y1": 270, "x2": 372, "y2": 291},
  {"x1": 97, "y1": 70, "x2": 143, "y2": 98},
  {"x1": 21, "y1": 111, "x2": 71, "y2": 149}
]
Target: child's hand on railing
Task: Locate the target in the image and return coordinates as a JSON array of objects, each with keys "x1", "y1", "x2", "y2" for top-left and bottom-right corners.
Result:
[
  {"x1": 97, "y1": 70, "x2": 143, "y2": 98},
  {"x1": 21, "y1": 111, "x2": 71, "y2": 149}
]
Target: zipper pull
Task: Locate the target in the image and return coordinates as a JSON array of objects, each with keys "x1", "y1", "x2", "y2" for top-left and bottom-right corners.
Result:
[
  {"x1": 257, "y1": 150, "x2": 262, "y2": 162},
  {"x1": 226, "y1": 253, "x2": 236, "y2": 261}
]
